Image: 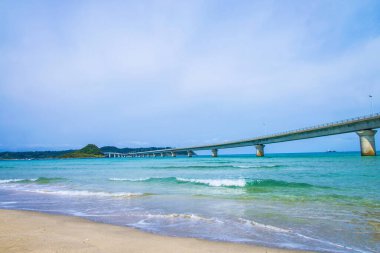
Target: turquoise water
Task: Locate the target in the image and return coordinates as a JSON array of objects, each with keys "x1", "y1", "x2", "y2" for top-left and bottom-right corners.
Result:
[{"x1": 0, "y1": 153, "x2": 379, "y2": 252}]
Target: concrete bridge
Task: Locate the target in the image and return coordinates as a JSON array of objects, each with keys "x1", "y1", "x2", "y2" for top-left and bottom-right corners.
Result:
[
  {"x1": 103, "y1": 152, "x2": 132, "y2": 158},
  {"x1": 110, "y1": 113, "x2": 380, "y2": 158}
]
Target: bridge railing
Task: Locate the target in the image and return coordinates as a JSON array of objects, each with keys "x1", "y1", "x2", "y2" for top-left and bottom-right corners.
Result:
[
  {"x1": 251, "y1": 113, "x2": 380, "y2": 141},
  {"x1": 124, "y1": 112, "x2": 380, "y2": 154},
  {"x1": 218, "y1": 112, "x2": 380, "y2": 146}
]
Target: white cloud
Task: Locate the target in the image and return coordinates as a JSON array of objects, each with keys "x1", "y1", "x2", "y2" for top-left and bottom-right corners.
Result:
[{"x1": 0, "y1": 0, "x2": 379, "y2": 150}]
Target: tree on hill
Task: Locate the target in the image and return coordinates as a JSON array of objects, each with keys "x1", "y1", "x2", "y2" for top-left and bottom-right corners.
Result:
[
  {"x1": 78, "y1": 144, "x2": 103, "y2": 155},
  {"x1": 60, "y1": 144, "x2": 104, "y2": 158}
]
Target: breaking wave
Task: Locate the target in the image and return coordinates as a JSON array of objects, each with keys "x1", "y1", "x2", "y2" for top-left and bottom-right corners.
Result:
[
  {"x1": 108, "y1": 177, "x2": 319, "y2": 189},
  {"x1": 0, "y1": 177, "x2": 66, "y2": 184},
  {"x1": 177, "y1": 178, "x2": 246, "y2": 187},
  {"x1": 23, "y1": 189, "x2": 148, "y2": 198}
]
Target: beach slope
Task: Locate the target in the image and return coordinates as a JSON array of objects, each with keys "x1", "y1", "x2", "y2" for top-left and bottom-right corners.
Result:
[{"x1": 0, "y1": 209, "x2": 310, "y2": 253}]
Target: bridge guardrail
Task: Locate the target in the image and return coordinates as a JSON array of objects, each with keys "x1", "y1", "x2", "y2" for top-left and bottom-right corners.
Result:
[
  {"x1": 222, "y1": 113, "x2": 380, "y2": 145},
  {"x1": 127, "y1": 113, "x2": 380, "y2": 154}
]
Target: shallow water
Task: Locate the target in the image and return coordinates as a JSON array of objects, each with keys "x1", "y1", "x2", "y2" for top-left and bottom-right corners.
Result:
[{"x1": 0, "y1": 152, "x2": 379, "y2": 252}]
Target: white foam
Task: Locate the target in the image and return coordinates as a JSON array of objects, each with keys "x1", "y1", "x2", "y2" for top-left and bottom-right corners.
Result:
[
  {"x1": 239, "y1": 218, "x2": 368, "y2": 253},
  {"x1": 23, "y1": 189, "x2": 144, "y2": 198},
  {"x1": 108, "y1": 177, "x2": 149, "y2": 182},
  {"x1": 144, "y1": 213, "x2": 222, "y2": 223},
  {"x1": 293, "y1": 232, "x2": 369, "y2": 253},
  {"x1": 238, "y1": 218, "x2": 291, "y2": 233},
  {"x1": 177, "y1": 178, "x2": 246, "y2": 187},
  {"x1": 0, "y1": 178, "x2": 36, "y2": 183},
  {"x1": 0, "y1": 201, "x2": 18, "y2": 205},
  {"x1": 0, "y1": 178, "x2": 25, "y2": 184}
]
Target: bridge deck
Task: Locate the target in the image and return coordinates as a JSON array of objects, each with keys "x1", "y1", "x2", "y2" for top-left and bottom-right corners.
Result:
[{"x1": 133, "y1": 113, "x2": 380, "y2": 155}]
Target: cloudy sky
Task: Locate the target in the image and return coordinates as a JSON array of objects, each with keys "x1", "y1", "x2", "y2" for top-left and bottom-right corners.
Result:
[{"x1": 0, "y1": 0, "x2": 379, "y2": 153}]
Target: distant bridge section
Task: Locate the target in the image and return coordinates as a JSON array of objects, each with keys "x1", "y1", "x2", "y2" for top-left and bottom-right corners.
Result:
[{"x1": 110, "y1": 113, "x2": 380, "y2": 158}]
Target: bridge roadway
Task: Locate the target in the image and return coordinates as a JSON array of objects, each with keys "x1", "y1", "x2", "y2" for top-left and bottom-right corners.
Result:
[{"x1": 112, "y1": 113, "x2": 380, "y2": 158}]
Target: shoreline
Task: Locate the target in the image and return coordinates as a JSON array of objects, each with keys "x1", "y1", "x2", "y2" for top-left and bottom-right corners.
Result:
[{"x1": 0, "y1": 209, "x2": 312, "y2": 253}]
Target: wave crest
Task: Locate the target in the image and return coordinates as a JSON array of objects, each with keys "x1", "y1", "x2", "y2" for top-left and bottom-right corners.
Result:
[
  {"x1": 0, "y1": 177, "x2": 66, "y2": 184},
  {"x1": 24, "y1": 189, "x2": 147, "y2": 198},
  {"x1": 177, "y1": 178, "x2": 246, "y2": 187},
  {"x1": 108, "y1": 177, "x2": 319, "y2": 189}
]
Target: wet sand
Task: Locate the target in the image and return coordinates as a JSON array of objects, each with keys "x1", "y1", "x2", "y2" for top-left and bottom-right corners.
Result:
[{"x1": 0, "y1": 209, "x2": 312, "y2": 253}]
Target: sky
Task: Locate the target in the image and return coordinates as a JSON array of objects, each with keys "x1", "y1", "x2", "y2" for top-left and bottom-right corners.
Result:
[{"x1": 0, "y1": 0, "x2": 379, "y2": 153}]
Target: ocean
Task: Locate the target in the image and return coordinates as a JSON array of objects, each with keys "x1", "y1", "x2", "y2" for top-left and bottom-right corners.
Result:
[{"x1": 0, "y1": 152, "x2": 379, "y2": 253}]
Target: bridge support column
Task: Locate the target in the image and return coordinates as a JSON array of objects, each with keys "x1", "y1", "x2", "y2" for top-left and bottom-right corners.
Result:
[
  {"x1": 171, "y1": 152, "x2": 176, "y2": 157},
  {"x1": 357, "y1": 130, "x2": 377, "y2": 156},
  {"x1": 187, "y1": 151, "x2": 193, "y2": 157},
  {"x1": 211, "y1": 149, "x2": 218, "y2": 157},
  {"x1": 255, "y1": 144, "x2": 265, "y2": 157}
]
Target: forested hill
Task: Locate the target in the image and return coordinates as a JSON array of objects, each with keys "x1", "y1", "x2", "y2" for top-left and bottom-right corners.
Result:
[
  {"x1": 0, "y1": 145, "x2": 175, "y2": 160},
  {"x1": 60, "y1": 144, "x2": 104, "y2": 158}
]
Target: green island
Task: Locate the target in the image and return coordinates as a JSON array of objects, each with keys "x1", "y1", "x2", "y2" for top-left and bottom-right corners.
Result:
[
  {"x1": 60, "y1": 144, "x2": 104, "y2": 158},
  {"x1": 0, "y1": 144, "x2": 180, "y2": 160}
]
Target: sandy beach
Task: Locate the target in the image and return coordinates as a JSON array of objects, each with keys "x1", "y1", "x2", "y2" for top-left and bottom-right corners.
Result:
[{"x1": 0, "y1": 209, "x2": 311, "y2": 253}]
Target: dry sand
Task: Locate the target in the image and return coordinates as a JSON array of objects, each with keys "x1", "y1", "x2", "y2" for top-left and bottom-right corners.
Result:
[{"x1": 0, "y1": 209, "x2": 312, "y2": 253}]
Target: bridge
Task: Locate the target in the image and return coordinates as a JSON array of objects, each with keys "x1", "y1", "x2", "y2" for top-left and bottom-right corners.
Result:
[
  {"x1": 104, "y1": 152, "x2": 129, "y2": 158},
  {"x1": 108, "y1": 113, "x2": 380, "y2": 158}
]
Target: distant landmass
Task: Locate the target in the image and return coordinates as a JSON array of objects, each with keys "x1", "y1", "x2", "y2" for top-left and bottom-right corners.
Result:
[
  {"x1": 60, "y1": 144, "x2": 104, "y2": 158},
  {"x1": 0, "y1": 144, "x2": 179, "y2": 160}
]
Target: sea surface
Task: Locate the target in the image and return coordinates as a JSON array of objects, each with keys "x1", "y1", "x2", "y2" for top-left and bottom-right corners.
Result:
[{"x1": 0, "y1": 152, "x2": 379, "y2": 253}]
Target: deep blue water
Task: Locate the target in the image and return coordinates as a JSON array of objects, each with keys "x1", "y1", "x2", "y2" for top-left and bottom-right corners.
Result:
[{"x1": 0, "y1": 152, "x2": 379, "y2": 252}]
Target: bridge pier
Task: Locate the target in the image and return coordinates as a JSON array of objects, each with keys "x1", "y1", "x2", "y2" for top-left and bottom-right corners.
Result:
[
  {"x1": 171, "y1": 152, "x2": 176, "y2": 157},
  {"x1": 357, "y1": 130, "x2": 377, "y2": 156},
  {"x1": 211, "y1": 149, "x2": 218, "y2": 157},
  {"x1": 187, "y1": 150, "x2": 193, "y2": 157},
  {"x1": 255, "y1": 144, "x2": 265, "y2": 157},
  {"x1": 161, "y1": 153, "x2": 165, "y2": 157}
]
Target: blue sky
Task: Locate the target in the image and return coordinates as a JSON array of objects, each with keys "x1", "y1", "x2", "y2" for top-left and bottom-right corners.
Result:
[{"x1": 0, "y1": 0, "x2": 379, "y2": 153}]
